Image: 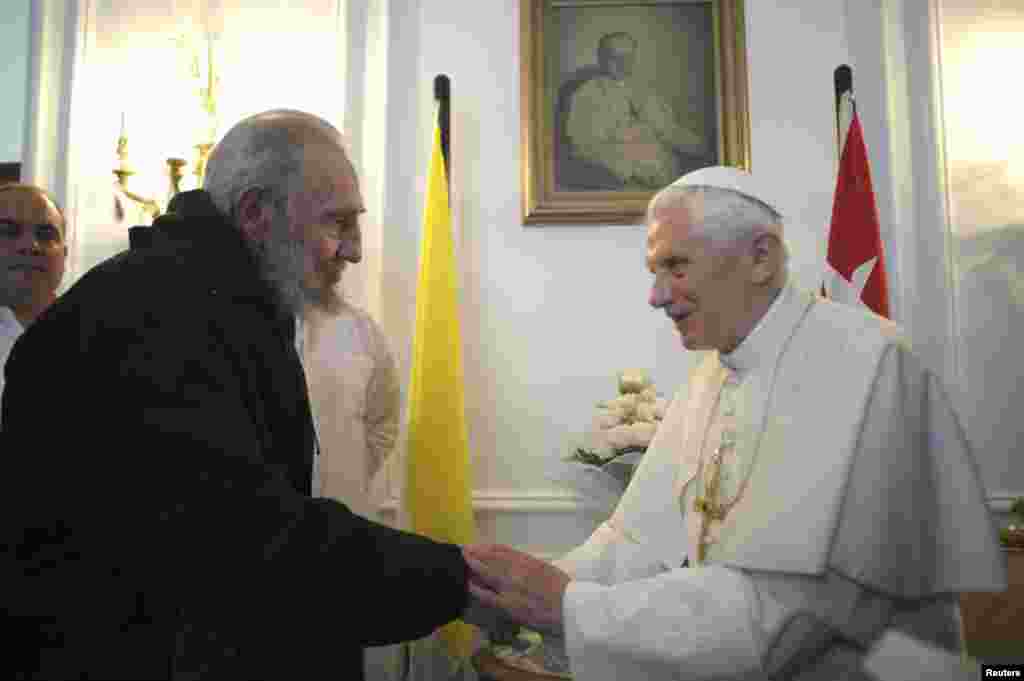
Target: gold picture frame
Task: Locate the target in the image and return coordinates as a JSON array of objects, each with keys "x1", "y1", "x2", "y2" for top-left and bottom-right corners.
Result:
[{"x1": 521, "y1": 0, "x2": 750, "y2": 224}]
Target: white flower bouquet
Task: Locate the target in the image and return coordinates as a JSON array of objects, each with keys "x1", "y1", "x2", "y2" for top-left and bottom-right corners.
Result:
[{"x1": 552, "y1": 370, "x2": 668, "y2": 510}]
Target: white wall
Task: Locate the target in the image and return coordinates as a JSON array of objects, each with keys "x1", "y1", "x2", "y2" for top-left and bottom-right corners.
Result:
[{"x1": 0, "y1": 1, "x2": 31, "y2": 161}]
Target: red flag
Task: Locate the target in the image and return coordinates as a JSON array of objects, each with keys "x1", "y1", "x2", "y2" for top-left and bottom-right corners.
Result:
[{"x1": 822, "y1": 112, "x2": 890, "y2": 318}]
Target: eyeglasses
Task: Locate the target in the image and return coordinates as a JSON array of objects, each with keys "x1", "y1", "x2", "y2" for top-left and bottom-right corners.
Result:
[{"x1": 0, "y1": 219, "x2": 65, "y2": 247}]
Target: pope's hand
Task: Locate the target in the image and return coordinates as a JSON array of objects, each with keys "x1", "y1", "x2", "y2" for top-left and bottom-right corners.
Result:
[{"x1": 462, "y1": 544, "x2": 570, "y2": 638}]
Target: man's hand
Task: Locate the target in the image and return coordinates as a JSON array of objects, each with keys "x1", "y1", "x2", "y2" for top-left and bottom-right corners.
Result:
[{"x1": 462, "y1": 544, "x2": 571, "y2": 637}]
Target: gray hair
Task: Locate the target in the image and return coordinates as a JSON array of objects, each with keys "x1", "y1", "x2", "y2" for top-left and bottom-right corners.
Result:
[
  {"x1": 203, "y1": 109, "x2": 346, "y2": 220},
  {"x1": 647, "y1": 184, "x2": 787, "y2": 258},
  {"x1": 202, "y1": 110, "x2": 351, "y2": 316}
]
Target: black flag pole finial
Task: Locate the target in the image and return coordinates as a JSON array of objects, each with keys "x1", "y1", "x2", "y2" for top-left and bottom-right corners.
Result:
[
  {"x1": 834, "y1": 64, "x2": 854, "y2": 113},
  {"x1": 834, "y1": 65, "x2": 855, "y2": 158},
  {"x1": 434, "y1": 74, "x2": 451, "y2": 178}
]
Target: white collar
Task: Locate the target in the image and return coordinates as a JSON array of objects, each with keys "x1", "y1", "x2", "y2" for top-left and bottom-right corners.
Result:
[
  {"x1": 0, "y1": 307, "x2": 23, "y2": 335},
  {"x1": 719, "y1": 282, "x2": 797, "y2": 377}
]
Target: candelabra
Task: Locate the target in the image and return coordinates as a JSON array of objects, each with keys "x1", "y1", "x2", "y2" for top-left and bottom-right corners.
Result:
[
  {"x1": 112, "y1": 124, "x2": 216, "y2": 221},
  {"x1": 113, "y1": 27, "x2": 219, "y2": 221}
]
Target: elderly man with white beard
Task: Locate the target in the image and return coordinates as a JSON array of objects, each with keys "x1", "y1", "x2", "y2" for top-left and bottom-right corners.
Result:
[
  {"x1": 1, "y1": 110, "x2": 470, "y2": 681},
  {"x1": 464, "y1": 166, "x2": 1006, "y2": 680}
]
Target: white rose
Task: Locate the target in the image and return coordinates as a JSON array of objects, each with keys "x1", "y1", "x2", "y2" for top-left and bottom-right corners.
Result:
[
  {"x1": 628, "y1": 422, "x2": 657, "y2": 448},
  {"x1": 618, "y1": 369, "x2": 652, "y2": 395},
  {"x1": 614, "y1": 394, "x2": 641, "y2": 419},
  {"x1": 605, "y1": 424, "x2": 636, "y2": 451},
  {"x1": 634, "y1": 401, "x2": 657, "y2": 423}
]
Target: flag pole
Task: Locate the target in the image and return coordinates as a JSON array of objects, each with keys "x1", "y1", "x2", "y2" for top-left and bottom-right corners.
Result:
[
  {"x1": 435, "y1": 74, "x2": 451, "y2": 182},
  {"x1": 834, "y1": 64, "x2": 854, "y2": 161},
  {"x1": 824, "y1": 64, "x2": 891, "y2": 318}
]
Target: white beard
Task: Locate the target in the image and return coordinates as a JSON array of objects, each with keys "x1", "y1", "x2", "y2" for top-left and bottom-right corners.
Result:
[{"x1": 258, "y1": 215, "x2": 307, "y2": 317}]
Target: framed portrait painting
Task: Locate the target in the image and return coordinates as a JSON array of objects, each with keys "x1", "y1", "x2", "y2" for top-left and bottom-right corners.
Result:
[{"x1": 520, "y1": 0, "x2": 750, "y2": 224}]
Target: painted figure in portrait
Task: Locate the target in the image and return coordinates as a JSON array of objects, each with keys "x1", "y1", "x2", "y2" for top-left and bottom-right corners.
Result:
[{"x1": 554, "y1": 6, "x2": 718, "y2": 192}]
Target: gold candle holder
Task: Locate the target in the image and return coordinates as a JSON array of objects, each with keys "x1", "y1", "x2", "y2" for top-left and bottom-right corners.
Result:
[
  {"x1": 193, "y1": 142, "x2": 214, "y2": 187},
  {"x1": 166, "y1": 158, "x2": 187, "y2": 197},
  {"x1": 114, "y1": 130, "x2": 162, "y2": 220},
  {"x1": 113, "y1": 169, "x2": 161, "y2": 220}
]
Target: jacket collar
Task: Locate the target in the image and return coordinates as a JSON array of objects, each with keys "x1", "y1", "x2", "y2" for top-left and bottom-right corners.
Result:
[{"x1": 132, "y1": 190, "x2": 295, "y2": 336}]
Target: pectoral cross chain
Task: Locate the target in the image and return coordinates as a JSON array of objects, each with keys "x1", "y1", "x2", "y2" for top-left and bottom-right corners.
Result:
[
  {"x1": 693, "y1": 447, "x2": 728, "y2": 563},
  {"x1": 693, "y1": 495, "x2": 726, "y2": 521}
]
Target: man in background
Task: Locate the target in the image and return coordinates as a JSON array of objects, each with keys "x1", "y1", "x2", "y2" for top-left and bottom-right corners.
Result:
[
  {"x1": 295, "y1": 167, "x2": 404, "y2": 681},
  {"x1": 465, "y1": 166, "x2": 1005, "y2": 679},
  {"x1": 298, "y1": 188, "x2": 400, "y2": 523},
  {"x1": 2, "y1": 110, "x2": 470, "y2": 680},
  {"x1": 0, "y1": 183, "x2": 67, "y2": 417}
]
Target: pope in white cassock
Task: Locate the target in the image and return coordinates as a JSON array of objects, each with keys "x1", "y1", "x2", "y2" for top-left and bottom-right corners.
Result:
[{"x1": 463, "y1": 166, "x2": 1007, "y2": 679}]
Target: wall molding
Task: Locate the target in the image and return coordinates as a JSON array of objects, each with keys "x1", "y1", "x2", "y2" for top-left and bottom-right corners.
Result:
[
  {"x1": 988, "y1": 491, "x2": 1023, "y2": 513},
  {"x1": 377, "y1": 488, "x2": 610, "y2": 514}
]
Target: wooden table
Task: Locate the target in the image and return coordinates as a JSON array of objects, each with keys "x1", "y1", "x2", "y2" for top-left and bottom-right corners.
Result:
[{"x1": 959, "y1": 548, "x2": 1024, "y2": 659}]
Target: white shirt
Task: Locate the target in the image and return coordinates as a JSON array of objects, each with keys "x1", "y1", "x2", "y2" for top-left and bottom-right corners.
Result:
[
  {"x1": 0, "y1": 306, "x2": 25, "y2": 423},
  {"x1": 300, "y1": 303, "x2": 400, "y2": 520}
]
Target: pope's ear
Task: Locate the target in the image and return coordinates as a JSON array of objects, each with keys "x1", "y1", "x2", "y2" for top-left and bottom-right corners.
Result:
[
  {"x1": 236, "y1": 187, "x2": 274, "y2": 244},
  {"x1": 749, "y1": 231, "x2": 783, "y2": 285}
]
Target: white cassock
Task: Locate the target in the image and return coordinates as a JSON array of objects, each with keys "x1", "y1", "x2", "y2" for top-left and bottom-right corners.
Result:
[
  {"x1": 554, "y1": 282, "x2": 1006, "y2": 680},
  {"x1": 299, "y1": 303, "x2": 404, "y2": 681}
]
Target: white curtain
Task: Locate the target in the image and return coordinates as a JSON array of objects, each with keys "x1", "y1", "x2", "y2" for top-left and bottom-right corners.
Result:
[{"x1": 935, "y1": 0, "x2": 1024, "y2": 507}]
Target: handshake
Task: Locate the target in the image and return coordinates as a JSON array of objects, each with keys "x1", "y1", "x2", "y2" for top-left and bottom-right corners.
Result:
[{"x1": 460, "y1": 544, "x2": 571, "y2": 639}]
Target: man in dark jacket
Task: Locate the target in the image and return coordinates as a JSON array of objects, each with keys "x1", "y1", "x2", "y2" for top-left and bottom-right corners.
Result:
[{"x1": 1, "y1": 110, "x2": 469, "y2": 679}]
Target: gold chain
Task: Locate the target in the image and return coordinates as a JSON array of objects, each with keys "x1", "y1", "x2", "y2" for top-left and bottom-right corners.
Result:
[
  {"x1": 693, "y1": 391, "x2": 755, "y2": 563},
  {"x1": 689, "y1": 292, "x2": 817, "y2": 565}
]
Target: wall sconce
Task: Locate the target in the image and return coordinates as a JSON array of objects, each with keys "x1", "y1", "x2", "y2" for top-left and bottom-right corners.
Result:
[{"x1": 113, "y1": 29, "x2": 219, "y2": 221}]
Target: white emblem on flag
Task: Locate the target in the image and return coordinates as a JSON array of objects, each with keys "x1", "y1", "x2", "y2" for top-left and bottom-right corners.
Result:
[{"x1": 825, "y1": 256, "x2": 877, "y2": 309}]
